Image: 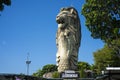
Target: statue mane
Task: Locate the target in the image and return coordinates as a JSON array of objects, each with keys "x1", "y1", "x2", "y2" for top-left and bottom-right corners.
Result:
[{"x1": 56, "y1": 7, "x2": 81, "y2": 72}]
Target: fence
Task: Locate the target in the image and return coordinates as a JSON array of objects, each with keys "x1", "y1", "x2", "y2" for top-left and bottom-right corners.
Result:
[{"x1": 45, "y1": 78, "x2": 95, "y2": 80}]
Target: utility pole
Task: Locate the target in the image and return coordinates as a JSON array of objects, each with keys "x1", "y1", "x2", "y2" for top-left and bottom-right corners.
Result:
[{"x1": 26, "y1": 53, "x2": 31, "y2": 75}]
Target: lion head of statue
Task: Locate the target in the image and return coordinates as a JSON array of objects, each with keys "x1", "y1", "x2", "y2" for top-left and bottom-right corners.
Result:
[
  {"x1": 56, "y1": 7, "x2": 80, "y2": 30},
  {"x1": 56, "y1": 7, "x2": 81, "y2": 48}
]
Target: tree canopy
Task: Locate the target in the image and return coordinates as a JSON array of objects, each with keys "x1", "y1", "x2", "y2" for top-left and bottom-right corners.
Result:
[
  {"x1": 77, "y1": 61, "x2": 91, "y2": 78},
  {"x1": 82, "y1": 0, "x2": 120, "y2": 43},
  {"x1": 110, "y1": 39, "x2": 120, "y2": 57},
  {"x1": 78, "y1": 61, "x2": 91, "y2": 70},
  {"x1": 32, "y1": 64, "x2": 57, "y2": 77},
  {"x1": 93, "y1": 44, "x2": 120, "y2": 74},
  {"x1": 32, "y1": 69, "x2": 43, "y2": 78},
  {"x1": 0, "y1": 0, "x2": 11, "y2": 11},
  {"x1": 41, "y1": 64, "x2": 57, "y2": 74}
]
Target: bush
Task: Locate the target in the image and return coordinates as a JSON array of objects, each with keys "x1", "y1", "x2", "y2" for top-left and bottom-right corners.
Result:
[{"x1": 52, "y1": 71, "x2": 60, "y2": 78}]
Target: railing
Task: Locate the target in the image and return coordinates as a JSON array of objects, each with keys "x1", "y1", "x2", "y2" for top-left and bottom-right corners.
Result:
[
  {"x1": 45, "y1": 78, "x2": 95, "y2": 80},
  {"x1": 0, "y1": 73, "x2": 120, "y2": 80}
]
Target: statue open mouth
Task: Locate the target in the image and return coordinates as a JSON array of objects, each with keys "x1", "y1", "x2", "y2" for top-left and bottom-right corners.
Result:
[
  {"x1": 56, "y1": 17, "x2": 66, "y2": 29},
  {"x1": 56, "y1": 17, "x2": 65, "y2": 24}
]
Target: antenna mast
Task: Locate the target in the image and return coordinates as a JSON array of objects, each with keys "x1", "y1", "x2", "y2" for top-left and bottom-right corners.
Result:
[{"x1": 26, "y1": 53, "x2": 31, "y2": 75}]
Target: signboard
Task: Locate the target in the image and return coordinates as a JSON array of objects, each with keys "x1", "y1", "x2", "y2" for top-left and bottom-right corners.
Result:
[{"x1": 60, "y1": 70, "x2": 79, "y2": 79}]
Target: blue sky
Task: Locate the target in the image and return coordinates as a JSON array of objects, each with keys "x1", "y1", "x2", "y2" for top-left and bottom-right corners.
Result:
[{"x1": 0, "y1": 0, "x2": 104, "y2": 75}]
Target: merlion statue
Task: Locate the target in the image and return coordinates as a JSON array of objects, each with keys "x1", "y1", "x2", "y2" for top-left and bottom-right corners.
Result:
[{"x1": 56, "y1": 7, "x2": 81, "y2": 72}]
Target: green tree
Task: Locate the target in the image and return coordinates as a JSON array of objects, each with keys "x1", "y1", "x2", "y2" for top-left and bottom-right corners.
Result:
[
  {"x1": 52, "y1": 71, "x2": 60, "y2": 78},
  {"x1": 94, "y1": 44, "x2": 120, "y2": 74},
  {"x1": 0, "y1": 0, "x2": 11, "y2": 11},
  {"x1": 32, "y1": 64, "x2": 57, "y2": 77},
  {"x1": 78, "y1": 61, "x2": 91, "y2": 70},
  {"x1": 42, "y1": 64, "x2": 57, "y2": 74},
  {"x1": 110, "y1": 39, "x2": 120, "y2": 57},
  {"x1": 77, "y1": 61, "x2": 91, "y2": 78},
  {"x1": 82, "y1": 0, "x2": 120, "y2": 43},
  {"x1": 32, "y1": 69, "x2": 43, "y2": 77}
]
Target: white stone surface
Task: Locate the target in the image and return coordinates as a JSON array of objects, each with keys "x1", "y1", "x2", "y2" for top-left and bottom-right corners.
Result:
[{"x1": 56, "y1": 7, "x2": 81, "y2": 72}]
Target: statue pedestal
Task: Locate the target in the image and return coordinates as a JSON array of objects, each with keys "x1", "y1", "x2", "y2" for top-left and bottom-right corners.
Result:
[{"x1": 60, "y1": 70, "x2": 79, "y2": 80}]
